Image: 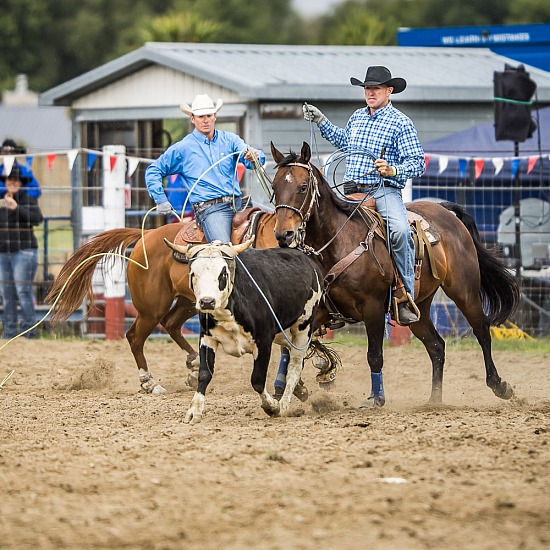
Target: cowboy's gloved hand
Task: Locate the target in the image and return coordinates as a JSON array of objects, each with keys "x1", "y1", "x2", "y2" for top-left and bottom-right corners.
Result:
[
  {"x1": 302, "y1": 104, "x2": 325, "y2": 124},
  {"x1": 343, "y1": 182, "x2": 359, "y2": 195},
  {"x1": 156, "y1": 201, "x2": 173, "y2": 215}
]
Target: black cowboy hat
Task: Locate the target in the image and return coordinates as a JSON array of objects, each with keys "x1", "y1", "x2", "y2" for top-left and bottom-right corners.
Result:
[
  {"x1": 350, "y1": 66, "x2": 407, "y2": 94},
  {"x1": 0, "y1": 165, "x2": 31, "y2": 185}
]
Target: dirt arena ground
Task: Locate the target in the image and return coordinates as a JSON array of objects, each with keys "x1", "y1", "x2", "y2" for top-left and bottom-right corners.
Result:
[{"x1": 0, "y1": 336, "x2": 548, "y2": 549}]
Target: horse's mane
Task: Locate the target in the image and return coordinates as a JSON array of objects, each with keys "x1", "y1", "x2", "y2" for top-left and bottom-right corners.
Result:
[{"x1": 277, "y1": 150, "x2": 361, "y2": 219}]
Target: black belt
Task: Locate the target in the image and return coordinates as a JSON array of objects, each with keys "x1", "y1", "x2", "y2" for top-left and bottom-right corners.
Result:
[{"x1": 193, "y1": 195, "x2": 234, "y2": 209}]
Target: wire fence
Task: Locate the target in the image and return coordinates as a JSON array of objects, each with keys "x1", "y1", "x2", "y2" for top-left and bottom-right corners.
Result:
[{"x1": 1, "y1": 148, "x2": 549, "y2": 340}]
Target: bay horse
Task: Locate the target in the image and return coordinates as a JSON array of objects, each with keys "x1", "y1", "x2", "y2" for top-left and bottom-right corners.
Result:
[
  {"x1": 45, "y1": 213, "x2": 280, "y2": 394},
  {"x1": 270, "y1": 142, "x2": 520, "y2": 407}
]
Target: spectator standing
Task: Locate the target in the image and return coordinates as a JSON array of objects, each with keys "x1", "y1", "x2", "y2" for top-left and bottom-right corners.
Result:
[{"x1": 0, "y1": 166, "x2": 44, "y2": 339}]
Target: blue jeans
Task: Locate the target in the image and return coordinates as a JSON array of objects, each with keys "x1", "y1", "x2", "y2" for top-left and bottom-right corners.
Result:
[
  {"x1": 194, "y1": 197, "x2": 242, "y2": 243},
  {"x1": 372, "y1": 185, "x2": 415, "y2": 298},
  {"x1": 0, "y1": 249, "x2": 38, "y2": 338}
]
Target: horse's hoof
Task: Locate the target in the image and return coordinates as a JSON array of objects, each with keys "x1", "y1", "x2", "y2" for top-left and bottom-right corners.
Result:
[
  {"x1": 262, "y1": 403, "x2": 281, "y2": 417},
  {"x1": 293, "y1": 381, "x2": 309, "y2": 402},
  {"x1": 494, "y1": 380, "x2": 514, "y2": 400},
  {"x1": 318, "y1": 380, "x2": 335, "y2": 391},
  {"x1": 359, "y1": 396, "x2": 386, "y2": 408},
  {"x1": 140, "y1": 378, "x2": 167, "y2": 395}
]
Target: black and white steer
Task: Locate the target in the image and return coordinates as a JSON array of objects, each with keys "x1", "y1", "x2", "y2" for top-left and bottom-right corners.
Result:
[{"x1": 164, "y1": 238, "x2": 323, "y2": 423}]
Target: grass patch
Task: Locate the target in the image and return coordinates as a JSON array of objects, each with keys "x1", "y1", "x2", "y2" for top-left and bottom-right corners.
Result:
[{"x1": 327, "y1": 331, "x2": 550, "y2": 354}]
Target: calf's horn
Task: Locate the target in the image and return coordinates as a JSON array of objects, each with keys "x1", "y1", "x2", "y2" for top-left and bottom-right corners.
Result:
[
  {"x1": 163, "y1": 238, "x2": 191, "y2": 255},
  {"x1": 232, "y1": 236, "x2": 255, "y2": 255}
]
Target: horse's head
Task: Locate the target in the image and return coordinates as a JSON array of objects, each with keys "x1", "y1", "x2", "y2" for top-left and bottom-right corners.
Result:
[
  {"x1": 164, "y1": 238, "x2": 253, "y2": 311},
  {"x1": 270, "y1": 141, "x2": 319, "y2": 248}
]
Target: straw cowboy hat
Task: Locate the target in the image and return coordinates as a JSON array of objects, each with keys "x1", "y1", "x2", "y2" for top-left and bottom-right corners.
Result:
[
  {"x1": 180, "y1": 94, "x2": 223, "y2": 116},
  {"x1": 350, "y1": 66, "x2": 407, "y2": 94}
]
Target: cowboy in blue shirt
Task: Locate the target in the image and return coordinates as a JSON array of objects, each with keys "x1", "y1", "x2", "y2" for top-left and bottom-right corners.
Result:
[
  {"x1": 145, "y1": 94, "x2": 265, "y2": 243},
  {"x1": 303, "y1": 66, "x2": 425, "y2": 325}
]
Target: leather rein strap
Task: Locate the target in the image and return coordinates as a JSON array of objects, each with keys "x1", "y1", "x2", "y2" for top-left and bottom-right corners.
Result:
[{"x1": 324, "y1": 214, "x2": 385, "y2": 288}]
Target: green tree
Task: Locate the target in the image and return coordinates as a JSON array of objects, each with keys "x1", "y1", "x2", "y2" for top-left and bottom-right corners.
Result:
[
  {"x1": 505, "y1": 0, "x2": 550, "y2": 23},
  {"x1": 139, "y1": 13, "x2": 225, "y2": 43},
  {"x1": 318, "y1": 1, "x2": 397, "y2": 45}
]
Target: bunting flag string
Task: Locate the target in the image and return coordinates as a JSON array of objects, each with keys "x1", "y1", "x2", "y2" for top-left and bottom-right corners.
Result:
[
  {"x1": 47, "y1": 154, "x2": 56, "y2": 171},
  {"x1": 2, "y1": 155, "x2": 15, "y2": 176},
  {"x1": 87, "y1": 153, "x2": 97, "y2": 172},
  {"x1": 438, "y1": 156, "x2": 448, "y2": 175},
  {"x1": 492, "y1": 157, "x2": 504, "y2": 176},
  {"x1": 126, "y1": 157, "x2": 140, "y2": 178},
  {"x1": 0, "y1": 148, "x2": 548, "y2": 182},
  {"x1": 510, "y1": 158, "x2": 521, "y2": 178},
  {"x1": 67, "y1": 149, "x2": 79, "y2": 171},
  {"x1": 474, "y1": 159, "x2": 485, "y2": 179},
  {"x1": 527, "y1": 156, "x2": 538, "y2": 174},
  {"x1": 458, "y1": 158, "x2": 468, "y2": 178}
]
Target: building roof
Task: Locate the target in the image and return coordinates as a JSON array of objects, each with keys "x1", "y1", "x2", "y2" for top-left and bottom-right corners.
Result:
[
  {"x1": 0, "y1": 105, "x2": 72, "y2": 152},
  {"x1": 40, "y1": 42, "x2": 550, "y2": 108}
]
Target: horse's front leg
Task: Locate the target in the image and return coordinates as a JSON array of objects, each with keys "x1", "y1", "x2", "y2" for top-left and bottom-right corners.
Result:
[
  {"x1": 184, "y1": 336, "x2": 217, "y2": 424},
  {"x1": 252, "y1": 344, "x2": 280, "y2": 417},
  {"x1": 359, "y1": 314, "x2": 387, "y2": 408}
]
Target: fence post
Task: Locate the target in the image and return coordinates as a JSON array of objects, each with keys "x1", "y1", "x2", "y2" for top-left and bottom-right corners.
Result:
[{"x1": 102, "y1": 145, "x2": 127, "y2": 340}]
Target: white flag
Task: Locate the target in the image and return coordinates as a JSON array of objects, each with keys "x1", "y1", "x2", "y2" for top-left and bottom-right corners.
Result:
[
  {"x1": 3, "y1": 155, "x2": 15, "y2": 176},
  {"x1": 437, "y1": 156, "x2": 448, "y2": 175},
  {"x1": 67, "y1": 149, "x2": 79, "y2": 171},
  {"x1": 492, "y1": 157, "x2": 504, "y2": 176},
  {"x1": 127, "y1": 157, "x2": 140, "y2": 177}
]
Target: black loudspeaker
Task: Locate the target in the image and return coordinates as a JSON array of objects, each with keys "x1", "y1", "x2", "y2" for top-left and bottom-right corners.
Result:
[{"x1": 494, "y1": 64, "x2": 537, "y2": 142}]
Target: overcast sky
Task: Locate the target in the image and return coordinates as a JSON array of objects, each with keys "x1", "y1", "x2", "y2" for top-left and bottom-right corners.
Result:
[{"x1": 292, "y1": 0, "x2": 344, "y2": 16}]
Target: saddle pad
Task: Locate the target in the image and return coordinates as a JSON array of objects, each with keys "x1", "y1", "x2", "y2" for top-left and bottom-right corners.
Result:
[{"x1": 407, "y1": 211, "x2": 440, "y2": 244}]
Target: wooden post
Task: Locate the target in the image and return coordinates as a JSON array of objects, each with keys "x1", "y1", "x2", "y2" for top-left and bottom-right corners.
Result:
[{"x1": 102, "y1": 145, "x2": 127, "y2": 340}]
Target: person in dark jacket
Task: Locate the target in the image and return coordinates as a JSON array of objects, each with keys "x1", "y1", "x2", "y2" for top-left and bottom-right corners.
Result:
[{"x1": 0, "y1": 166, "x2": 43, "y2": 339}]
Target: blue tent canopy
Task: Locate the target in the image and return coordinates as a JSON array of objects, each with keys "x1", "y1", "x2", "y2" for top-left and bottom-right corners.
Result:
[
  {"x1": 422, "y1": 106, "x2": 550, "y2": 158},
  {"x1": 412, "y1": 107, "x2": 550, "y2": 240}
]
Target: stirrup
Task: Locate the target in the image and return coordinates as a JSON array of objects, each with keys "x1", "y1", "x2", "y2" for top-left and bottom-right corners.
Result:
[{"x1": 393, "y1": 292, "x2": 420, "y2": 326}]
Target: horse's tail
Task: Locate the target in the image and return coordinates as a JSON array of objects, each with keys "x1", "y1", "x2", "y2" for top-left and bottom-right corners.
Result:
[
  {"x1": 45, "y1": 228, "x2": 144, "y2": 323},
  {"x1": 441, "y1": 201, "x2": 520, "y2": 326}
]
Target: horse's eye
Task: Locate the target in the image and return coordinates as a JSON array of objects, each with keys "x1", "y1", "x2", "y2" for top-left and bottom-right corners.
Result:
[{"x1": 300, "y1": 183, "x2": 308, "y2": 193}]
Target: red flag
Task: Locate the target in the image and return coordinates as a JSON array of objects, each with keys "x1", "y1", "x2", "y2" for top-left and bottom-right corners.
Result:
[
  {"x1": 47, "y1": 154, "x2": 56, "y2": 170},
  {"x1": 527, "y1": 156, "x2": 538, "y2": 174},
  {"x1": 109, "y1": 155, "x2": 117, "y2": 172},
  {"x1": 424, "y1": 155, "x2": 430, "y2": 172},
  {"x1": 474, "y1": 159, "x2": 485, "y2": 179}
]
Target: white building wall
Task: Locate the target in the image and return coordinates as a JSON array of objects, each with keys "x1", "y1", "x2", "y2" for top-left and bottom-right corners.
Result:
[{"x1": 72, "y1": 66, "x2": 241, "y2": 110}]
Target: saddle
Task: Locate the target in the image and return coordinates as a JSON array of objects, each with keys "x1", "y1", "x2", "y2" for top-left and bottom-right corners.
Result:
[
  {"x1": 323, "y1": 195, "x2": 441, "y2": 324},
  {"x1": 171, "y1": 206, "x2": 264, "y2": 262}
]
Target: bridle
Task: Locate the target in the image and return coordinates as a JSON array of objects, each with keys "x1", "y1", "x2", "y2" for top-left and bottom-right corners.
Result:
[{"x1": 273, "y1": 162, "x2": 319, "y2": 249}]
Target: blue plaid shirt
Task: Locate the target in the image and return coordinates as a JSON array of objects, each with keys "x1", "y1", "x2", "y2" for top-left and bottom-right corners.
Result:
[{"x1": 319, "y1": 102, "x2": 425, "y2": 189}]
